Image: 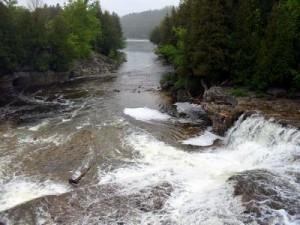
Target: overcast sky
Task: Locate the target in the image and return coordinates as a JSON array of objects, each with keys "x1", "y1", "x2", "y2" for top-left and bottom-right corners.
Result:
[{"x1": 18, "y1": 0, "x2": 180, "y2": 16}]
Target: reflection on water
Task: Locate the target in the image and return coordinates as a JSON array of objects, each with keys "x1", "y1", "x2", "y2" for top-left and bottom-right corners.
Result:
[{"x1": 0, "y1": 40, "x2": 299, "y2": 225}]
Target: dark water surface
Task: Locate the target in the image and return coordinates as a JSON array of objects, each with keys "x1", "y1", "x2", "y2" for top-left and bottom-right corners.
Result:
[{"x1": 0, "y1": 40, "x2": 299, "y2": 225}]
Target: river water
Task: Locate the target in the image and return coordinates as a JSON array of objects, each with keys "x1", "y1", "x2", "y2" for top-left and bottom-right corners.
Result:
[{"x1": 0, "y1": 40, "x2": 299, "y2": 225}]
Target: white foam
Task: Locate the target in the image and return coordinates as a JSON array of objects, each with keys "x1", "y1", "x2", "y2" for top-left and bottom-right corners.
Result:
[
  {"x1": 174, "y1": 102, "x2": 204, "y2": 115},
  {"x1": 181, "y1": 130, "x2": 222, "y2": 146},
  {"x1": 0, "y1": 178, "x2": 69, "y2": 212},
  {"x1": 29, "y1": 120, "x2": 49, "y2": 131},
  {"x1": 76, "y1": 119, "x2": 91, "y2": 130},
  {"x1": 124, "y1": 107, "x2": 170, "y2": 122},
  {"x1": 18, "y1": 134, "x2": 65, "y2": 146},
  {"x1": 174, "y1": 102, "x2": 205, "y2": 124},
  {"x1": 61, "y1": 118, "x2": 72, "y2": 123},
  {"x1": 99, "y1": 115, "x2": 300, "y2": 224}
]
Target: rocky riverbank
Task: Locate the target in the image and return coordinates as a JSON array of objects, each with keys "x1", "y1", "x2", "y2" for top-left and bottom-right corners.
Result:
[
  {"x1": 0, "y1": 52, "x2": 120, "y2": 91},
  {"x1": 168, "y1": 86, "x2": 300, "y2": 135},
  {"x1": 201, "y1": 87, "x2": 300, "y2": 135}
]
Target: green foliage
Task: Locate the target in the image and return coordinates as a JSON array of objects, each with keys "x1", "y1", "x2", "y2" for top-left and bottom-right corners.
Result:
[
  {"x1": 156, "y1": 27, "x2": 188, "y2": 76},
  {"x1": 94, "y1": 5, "x2": 125, "y2": 56},
  {"x1": 253, "y1": 0, "x2": 300, "y2": 89},
  {"x1": 36, "y1": 52, "x2": 50, "y2": 71},
  {"x1": 150, "y1": 0, "x2": 300, "y2": 92},
  {"x1": 230, "y1": 88, "x2": 249, "y2": 97},
  {"x1": 150, "y1": 26, "x2": 161, "y2": 44},
  {"x1": 291, "y1": 70, "x2": 300, "y2": 90},
  {"x1": 172, "y1": 76, "x2": 186, "y2": 91},
  {"x1": 62, "y1": 0, "x2": 101, "y2": 59},
  {"x1": 0, "y1": 0, "x2": 124, "y2": 75},
  {"x1": 160, "y1": 72, "x2": 177, "y2": 88},
  {"x1": 255, "y1": 91, "x2": 267, "y2": 98}
]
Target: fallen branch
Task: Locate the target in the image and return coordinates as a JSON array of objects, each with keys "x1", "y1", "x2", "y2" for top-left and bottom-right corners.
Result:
[
  {"x1": 187, "y1": 91, "x2": 202, "y2": 104},
  {"x1": 68, "y1": 165, "x2": 92, "y2": 185}
]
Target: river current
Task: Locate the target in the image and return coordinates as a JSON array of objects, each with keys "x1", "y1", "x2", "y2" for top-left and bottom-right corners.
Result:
[{"x1": 0, "y1": 40, "x2": 299, "y2": 225}]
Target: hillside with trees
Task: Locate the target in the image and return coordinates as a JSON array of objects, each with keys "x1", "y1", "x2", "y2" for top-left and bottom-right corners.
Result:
[
  {"x1": 150, "y1": 0, "x2": 300, "y2": 95},
  {"x1": 121, "y1": 6, "x2": 173, "y2": 39},
  {"x1": 0, "y1": 0, "x2": 124, "y2": 76}
]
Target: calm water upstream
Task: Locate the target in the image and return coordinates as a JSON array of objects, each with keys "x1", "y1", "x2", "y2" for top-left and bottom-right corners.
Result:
[{"x1": 0, "y1": 40, "x2": 299, "y2": 225}]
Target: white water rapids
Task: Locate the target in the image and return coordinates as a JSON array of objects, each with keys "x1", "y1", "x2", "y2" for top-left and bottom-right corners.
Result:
[
  {"x1": 0, "y1": 40, "x2": 299, "y2": 224},
  {"x1": 99, "y1": 111, "x2": 300, "y2": 224}
]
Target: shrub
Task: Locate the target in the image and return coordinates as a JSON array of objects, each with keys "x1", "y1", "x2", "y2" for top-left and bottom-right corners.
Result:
[{"x1": 231, "y1": 88, "x2": 249, "y2": 97}]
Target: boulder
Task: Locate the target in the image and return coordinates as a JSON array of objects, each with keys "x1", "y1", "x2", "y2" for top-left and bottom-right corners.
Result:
[
  {"x1": 266, "y1": 87, "x2": 287, "y2": 97},
  {"x1": 203, "y1": 86, "x2": 237, "y2": 106},
  {"x1": 12, "y1": 71, "x2": 70, "y2": 88},
  {"x1": 202, "y1": 101, "x2": 243, "y2": 135},
  {"x1": 202, "y1": 86, "x2": 300, "y2": 135}
]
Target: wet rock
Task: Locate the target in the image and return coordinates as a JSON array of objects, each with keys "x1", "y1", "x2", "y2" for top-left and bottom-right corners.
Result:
[
  {"x1": 0, "y1": 52, "x2": 119, "y2": 91},
  {"x1": 0, "y1": 175, "x2": 173, "y2": 224},
  {"x1": 202, "y1": 101, "x2": 243, "y2": 135},
  {"x1": 229, "y1": 170, "x2": 300, "y2": 224},
  {"x1": 135, "y1": 182, "x2": 173, "y2": 212},
  {"x1": 202, "y1": 86, "x2": 300, "y2": 135},
  {"x1": 12, "y1": 71, "x2": 70, "y2": 89},
  {"x1": 71, "y1": 52, "x2": 118, "y2": 78},
  {"x1": 201, "y1": 87, "x2": 242, "y2": 134},
  {"x1": 266, "y1": 87, "x2": 287, "y2": 97},
  {"x1": 203, "y1": 86, "x2": 237, "y2": 106}
]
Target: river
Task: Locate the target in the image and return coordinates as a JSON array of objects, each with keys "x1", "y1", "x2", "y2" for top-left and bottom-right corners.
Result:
[{"x1": 0, "y1": 40, "x2": 299, "y2": 225}]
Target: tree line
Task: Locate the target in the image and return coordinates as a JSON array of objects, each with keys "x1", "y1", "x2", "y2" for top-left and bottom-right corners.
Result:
[
  {"x1": 0, "y1": 0, "x2": 125, "y2": 76},
  {"x1": 121, "y1": 7, "x2": 172, "y2": 39},
  {"x1": 150, "y1": 0, "x2": 300, "y2": 94}
]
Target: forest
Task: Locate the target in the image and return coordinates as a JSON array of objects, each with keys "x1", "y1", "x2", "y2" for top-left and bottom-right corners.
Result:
[
  {"x1": 150, "y1": 0, "x2": 300, "y2": 95},
  {"x1": 0, "y1": 0, "x2": 124, "y2": 76},
  {"x1": 121, "y1": 7, "x2": 172, "y2": 39}
]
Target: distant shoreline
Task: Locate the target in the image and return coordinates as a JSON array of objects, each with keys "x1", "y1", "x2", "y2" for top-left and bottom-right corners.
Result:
[{"x1": 126, "y1": 39, "x2": 150, "y2": 42}]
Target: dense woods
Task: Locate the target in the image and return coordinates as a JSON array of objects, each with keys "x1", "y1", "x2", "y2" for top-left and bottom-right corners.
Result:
[
  {"x1": 0, "y1": 0, "x2": 124, "y2": 76},
  {"x1": 121, "y1": 7, "x2": 172, "y2": 39},
  {"x1": 151, "y1": 0, "x2": 300, "y2": 94}
]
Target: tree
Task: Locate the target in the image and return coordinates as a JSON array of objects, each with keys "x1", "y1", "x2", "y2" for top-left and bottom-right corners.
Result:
[
  {"x1": 94, "y1": 3, "x2": 124, "y2": 56},
  {"x1": 254, "y1": 0, "x2": 300, "y2": 89}
]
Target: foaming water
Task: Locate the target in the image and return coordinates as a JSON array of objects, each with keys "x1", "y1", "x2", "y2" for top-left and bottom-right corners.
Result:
[
  {"x1": 99, "y1": 115, "x2": 300, "y2": 224},
  {"x1": 181, "y1": 129, "x2": 222, "y2": 146},
  {"x1": 1, "y1": 39, "x2": 299, "y2": 224},
  {"x1": 124, "y1": 107, "x2": 171, "y2": 122},
  {"x1": 0, "y1": 177, "x2": 69, "y2": 211}
]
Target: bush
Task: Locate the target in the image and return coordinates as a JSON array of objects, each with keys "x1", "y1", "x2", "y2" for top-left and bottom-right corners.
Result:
[
  {"x1": 160, "y1": 72, "x2": 177, "y2": 89},
  {"x1": 231, "y1": 88, "x2": 249, "y2": 97},
  {"x1": 172, "y1": 76, "x2": 186, "y2": 91},
  {"x1": 36, "y1": 52, "x2": 50, "y2": 72}
]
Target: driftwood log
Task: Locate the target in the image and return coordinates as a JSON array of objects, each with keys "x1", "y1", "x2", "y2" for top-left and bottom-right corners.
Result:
[{"x1": 68, "y1": 165, "x2": 92, "y2": 185}]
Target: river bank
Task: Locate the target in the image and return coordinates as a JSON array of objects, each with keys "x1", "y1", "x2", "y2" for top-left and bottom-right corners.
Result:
[
  {"x1": 202, "y1": 86, "x2": 300, "y2": 135},
  {"x1": 164, "y1": 86, "x2": 300, "y2": 135},
  {"x1": 0, "y1": 52, "x2": 121, "y2": 92}
]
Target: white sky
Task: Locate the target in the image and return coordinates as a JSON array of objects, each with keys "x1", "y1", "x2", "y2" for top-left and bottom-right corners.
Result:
[{"x1": 17, "y1": 0, "x2": 180, "y2": 16}]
